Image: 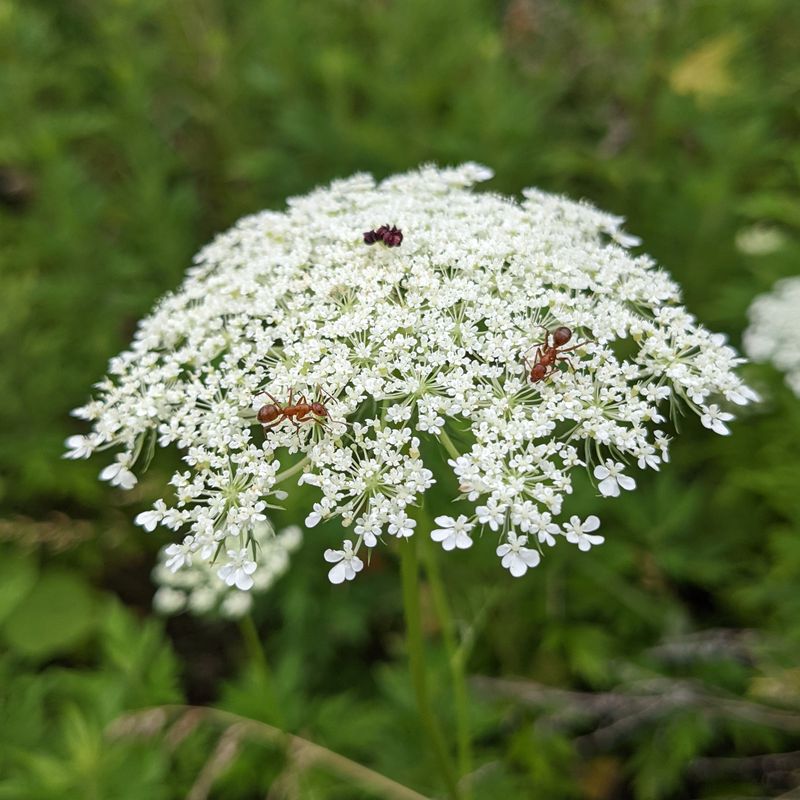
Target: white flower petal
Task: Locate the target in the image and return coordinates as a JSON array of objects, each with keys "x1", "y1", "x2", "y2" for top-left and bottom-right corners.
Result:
[
  {"x1": 582, "y1": 515, "x2": 601, "y2": 532},
  {"x1": 328, "y1": 561, "x2": 348, "y2": 584},
  {"x1": 598, "y1": 477, "x2": 620, "y2": 497},
  {"x1": 235, "y1": 571, "x2": 255, "y2": 591},
  {"x1": 617, "y1": 475, "x2": 636, "y2": 491}
]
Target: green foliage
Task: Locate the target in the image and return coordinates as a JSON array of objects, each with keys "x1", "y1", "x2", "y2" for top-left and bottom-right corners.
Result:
[
  {"x1": 2, "y1": 569, "x2": 94, "y2": 659},
  {"x1": 0, "y1": 595, "x2": 182, "y2": 799},
  {"x1": 1, "y1": 0, "x2": 800, "y2": 796}
]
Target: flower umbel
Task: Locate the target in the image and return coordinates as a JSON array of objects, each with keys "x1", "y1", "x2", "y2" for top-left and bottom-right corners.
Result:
[
  {"x1": 68, "y1": 164, "x2": 754, "y2": 583},
  {"x1": 152, "y1": 523, "x2": 302, "y2": 618},
  {"x1": 744, "y1": 276, "x2": 800, "y2": 397}
]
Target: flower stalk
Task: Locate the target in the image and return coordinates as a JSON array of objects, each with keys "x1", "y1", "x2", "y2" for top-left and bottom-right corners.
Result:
[
  {"x1": 400, "y1": 533, "x2": 462, "y2": 800},
  {"x1": 238, "y1": 615, "x2": 287, "y2": 729},
  {"x1": 418, "y1": 530, "x2": 472, "y2": 798}
]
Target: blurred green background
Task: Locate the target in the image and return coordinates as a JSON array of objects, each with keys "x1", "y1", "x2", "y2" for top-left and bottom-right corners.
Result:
[{"x1": 2, "y1": 0, "x2": 800, "y2": 797}]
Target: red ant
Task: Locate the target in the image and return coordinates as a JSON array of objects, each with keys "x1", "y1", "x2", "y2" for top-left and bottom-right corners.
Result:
[
  {"x1": 255, "y1": 387, "x2": 346, "y2": 431},
  {"x1": 523, "y1": 326, "x2": 591, "y2": 383}
]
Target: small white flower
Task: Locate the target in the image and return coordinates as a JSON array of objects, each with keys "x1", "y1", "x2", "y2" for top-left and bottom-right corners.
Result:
[
  {"x1": 355, "y1": 517, "x2": 381, "y2": 547},
  {"x1": 218, "y1": 548, "x2": 258, "y2": 590},
  {"x1": 152, "y1": 587, "x2": 186, "y2": 614},
  {"x1": 386, "y1": 404, "x2": 412, "y2": 423},
  {"x1": 305, "y1": 502, "x2": 326, "y2": 528},
  {"x1": 496, "y1": 533, "x2": 541, "y2": 577},
  {"x1": 726, "y1": 385, "x2": 760, "y2": 406},
  {"x1": 220, "y1": 591, "x2": 253, "y2": 618},
  {"x1": 476, "y1": 497, "x2": 506, "y2": 531},
  {"x1": 63, "y1": 434, "x2": 94, "y2": 459},
  {"x1": 388, "y1": 512, "x2": 416, "y2": 539},
  {"x1": 324, "y1": 539, "x2": 364, "y2": 584},
  {"x1": 99, "y1": 459, "x2": 137, "y2": 490},
  {"x1": 736, "y1": 224, "x2": 786, "y2": 256},
  {"x1": 431, "y1": 515, "x2": 474, "y2": 551},
  {"x1": 533, "y1": 514, "x2": 561, "y2": 547},
  {"x1": 593, "y1": 461, "x2": 636, "y2": 497},
  {"x1": 636, "y1": 450, "x2": 661, "y2": 471},
  {"x1": 135, "y1": 503, "x2": 165, "y2": 532},
  {"x1": 562, "y1": 515, "x2": 604, "y2": 551},
  {"x1": 164, "y1": 536, "x2": 194, "y2": 572},
  {"x1": 700, "y1": 404, "x2": 735, "y2": 436}
]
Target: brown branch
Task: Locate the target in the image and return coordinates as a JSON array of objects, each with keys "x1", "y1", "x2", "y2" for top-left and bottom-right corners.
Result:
[
  {"x1": 646, "y1": 628, "x2": 759, "y2": 666},
  {"x1": 472, "y1": 674, "x2": 800, "y2": 752},
  {"x1": 187, "y1": 724, "x2": 244, "y2": 800},
  {"x1": 109, "y1": 705, "x2": 432, "y2": 800},
  {"x1": 688, "y1": 749, "x2": 800, "y2": 782}
]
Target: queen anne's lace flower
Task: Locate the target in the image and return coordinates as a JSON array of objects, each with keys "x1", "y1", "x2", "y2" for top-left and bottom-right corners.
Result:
[
  {"x1": 152, "y1": 523, "x2": 301, "y2": 618},
  {"x1": 496, "y1": 533, "x2": 541, "y2": 577},
  {"x1": 593, "y1": 461, "x2": 637, "y2": 497},
  {"x1": 431, "y1": 515, "x2": 474, "y2": 551},
  {"x1": 324, "y1": 540, "x2": 364, "y2": 584},
  {"x1": 67, "y1": 164, "x2": 754, "y2": 584},
  {"x1": 744, "y1": 276, "x2": 800, "y2": 397},
  {"x1": 562, "y1": 515, "x2": 603, "y2": 551}
]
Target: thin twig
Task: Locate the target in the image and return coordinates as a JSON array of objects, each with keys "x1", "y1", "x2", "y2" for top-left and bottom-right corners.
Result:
[
  {"x1": 473, "y1": 675, "x2": 800, "y2": 746},
  {"x1": 111, "y1": 705, "x2": 432, "y2": 800},
  {"x1": 187, "y1": 724, "x2": 244, "y2": 800}
]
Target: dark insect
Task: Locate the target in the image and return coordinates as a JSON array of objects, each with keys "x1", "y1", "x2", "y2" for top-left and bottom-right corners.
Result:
[
  {"x1": 363, "y1": 224, "x2": 403, "y2": 247},
  {"x1": 523, "y1": 326, "x2": 591, "y2": 383},
  {"x1": 256, "y1": 387, "x2": 346, "y2": 431}
]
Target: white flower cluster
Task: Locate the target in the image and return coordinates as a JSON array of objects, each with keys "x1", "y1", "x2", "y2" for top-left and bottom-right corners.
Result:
[
  {"x1": 152, "y1": 523, "x2": 302, "y2": 618},
  {"x1": 744, "y1": 276, "x2": 800, "y2": 397},
  {"x1": 65, "y1": 164, "x2": 754, "y2": 583}
]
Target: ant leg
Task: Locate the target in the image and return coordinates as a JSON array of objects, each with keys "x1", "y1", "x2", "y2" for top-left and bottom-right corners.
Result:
[
  {"x1": 317, "y1": 385, "x2": 338, "y2": 404},
  {"x1": 256, "y1": 389, "x2": 281, "y2": 405},
  {"x1": 538, "y1": 325, "x2": 551, "y2": 349},
  {"x1": 260, "y1": 419, "x2": 282, "y2": 430},
  {"x1": 320, "y1": 413, "x2": 349, "y2": 430},
  {"x1": 558, "y1": 344, "x2": 583, "y2": 354},
  {"x1": 523, "y1": 345, "x2": 543, "y2": 366},
  {"x1": 559, "y1": 338, "x2": 594, "y2": 353},
  {"x1": 557, "y1": 354, "x2": 577, "y2": 372}
]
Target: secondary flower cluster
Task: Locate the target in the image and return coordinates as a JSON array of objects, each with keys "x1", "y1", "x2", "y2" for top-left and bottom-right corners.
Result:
[
  {"x1": 744, "y1": 276, "x2": 800, "y2": 397},
  {"x1": 152, "y1": 522, "x2": 302, "y2": 618},
  {"x1": 65, "y1": 163, "x2": 754, "y2": 585}
]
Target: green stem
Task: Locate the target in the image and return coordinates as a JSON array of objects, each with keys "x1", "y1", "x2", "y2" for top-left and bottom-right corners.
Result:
[
  {"x1": 400, "y1": 536, "x2": 462, "y2": 800},
  {"x1": 419, "y1": 535, "x2": 472, "y2": 798},
  {"x1": 238, "y1": 615, "x2": 287, "y2": 730},
  {"x1": 274, "y1": 455, "x2": 311, "y2": 485},
  {"x1": 438, "y1": 428, "x2": 461, "y2": 462}
]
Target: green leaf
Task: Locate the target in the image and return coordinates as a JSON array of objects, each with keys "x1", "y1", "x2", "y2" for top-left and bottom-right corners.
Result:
[
  {"x1": 1, "y1": 571, "x2": 95, "y2": 659},
  {"x1": 0, "y1": 550, "x2": 37, "y2": 624}
]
